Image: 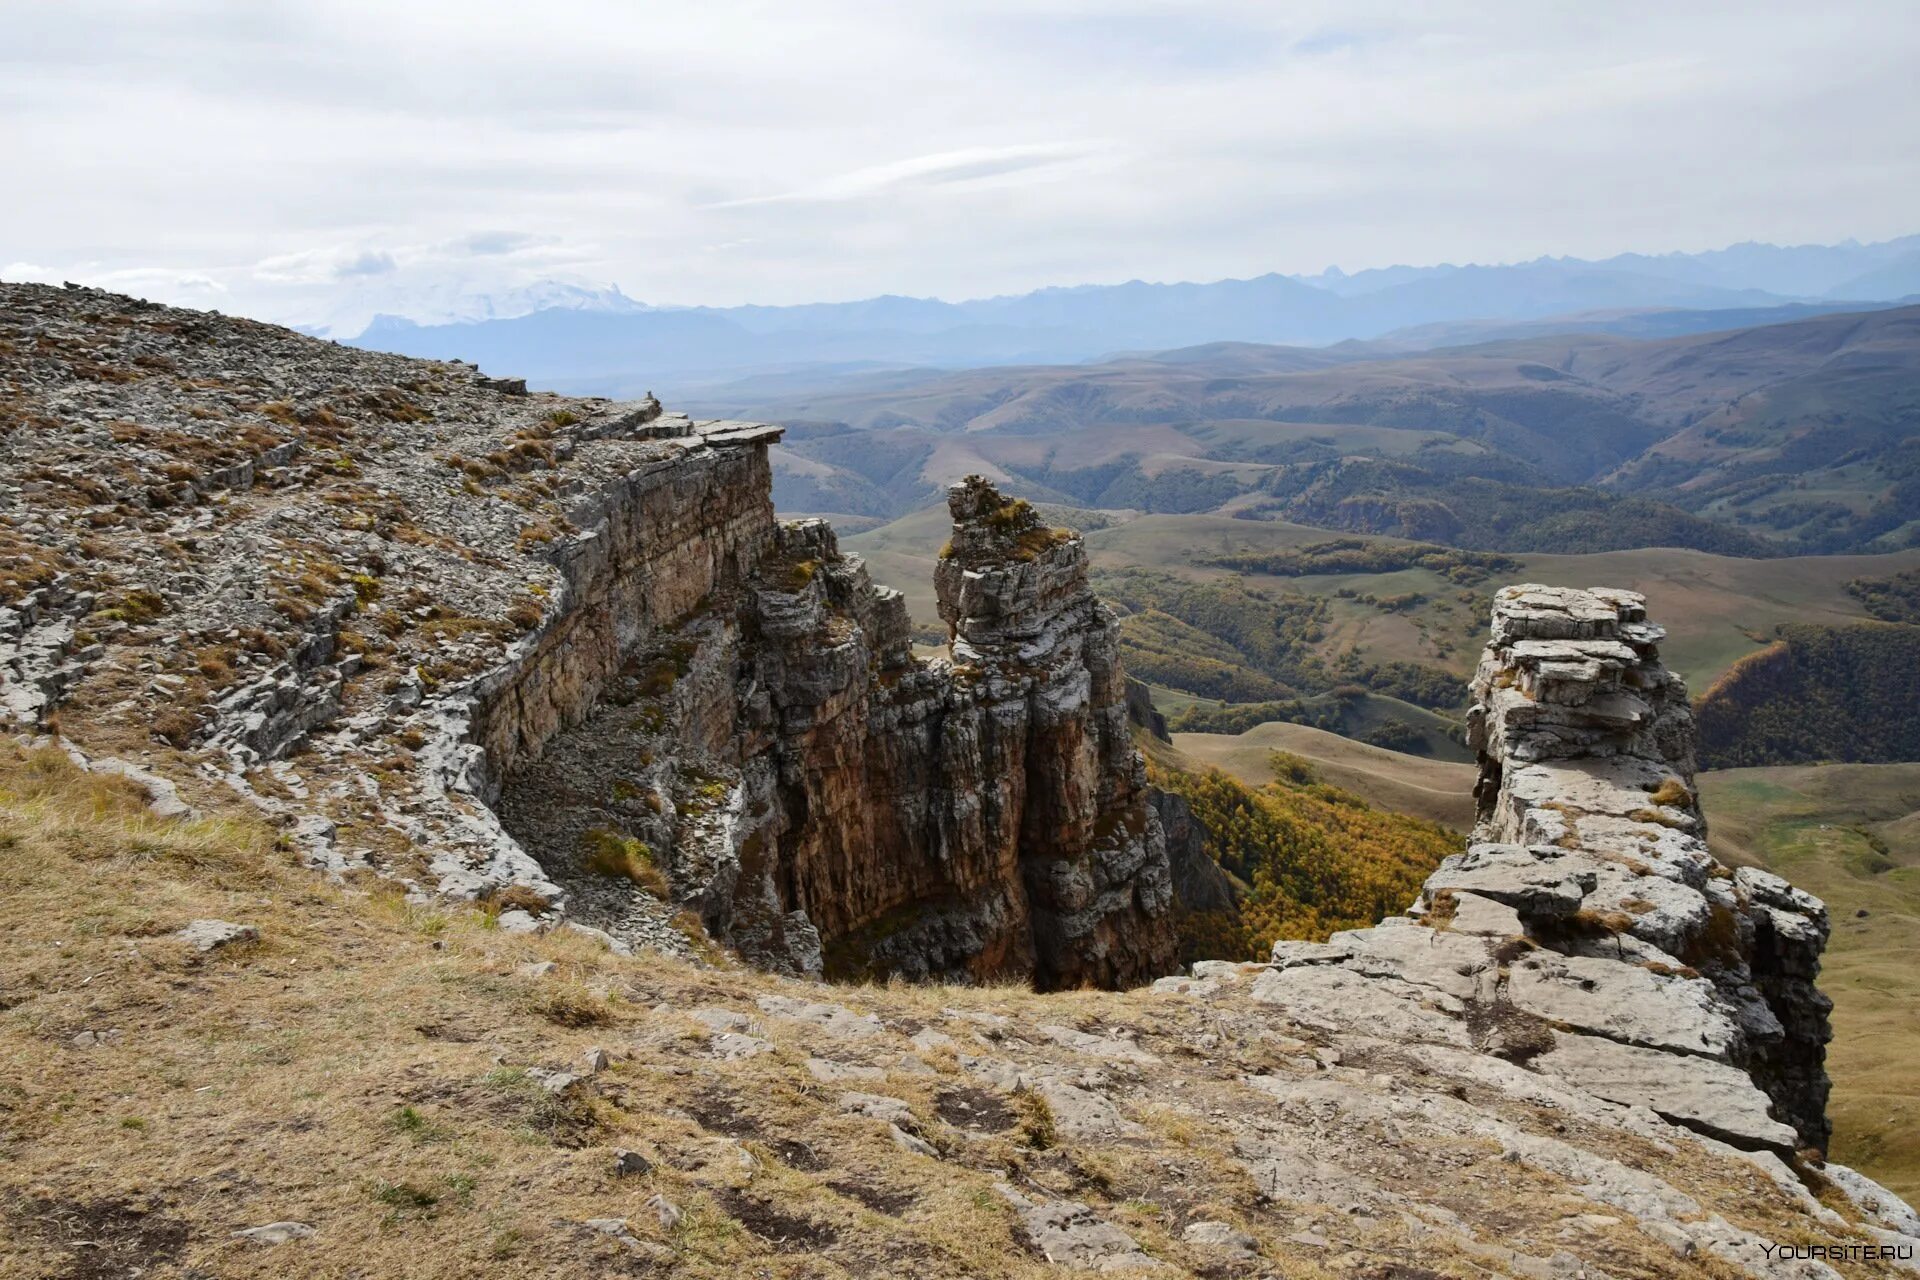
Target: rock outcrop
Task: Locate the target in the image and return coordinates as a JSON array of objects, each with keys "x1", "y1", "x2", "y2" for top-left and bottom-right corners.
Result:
[
  {"x1": 13, "y1": 285, "x2": 1920, "y2": 1278},
  {"x1": 1260, "y1": 585, "x2": 1833, "y2": 1153},
  {"x1": 496, "y1": 477, "x2": 1176, "y2": 987},
  {"x1": 0, "y1": 282, "x2": 1174, "y2": 991}
]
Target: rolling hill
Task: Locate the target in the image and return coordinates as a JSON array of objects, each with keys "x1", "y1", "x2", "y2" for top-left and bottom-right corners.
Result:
[{"x1": 756, "y1": 304, "x2": 1920, "y2": 558}]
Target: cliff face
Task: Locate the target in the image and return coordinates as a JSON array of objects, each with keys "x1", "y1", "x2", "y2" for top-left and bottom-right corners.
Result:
[
  {"x1": 1263, "y1": 585, "x2": 1833, "y2": 1152},
  {"x1": 0, "y1": 282, "x2": 1173, "y2": 991},
  {"x1": 495, "y1": 476, "x2": 1177, "y2": 988},
  {"x1": 1468, "y1": 585, "x2": 1832, "y2": 1148},
  {"x1": 18, "y1": 287, "x2": 1920, "y2": 1275}
]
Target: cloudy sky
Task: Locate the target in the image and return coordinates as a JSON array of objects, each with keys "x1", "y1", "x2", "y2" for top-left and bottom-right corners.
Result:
[{"x1": 4, "y1": 0, "x2": 1918, "y2": 332}]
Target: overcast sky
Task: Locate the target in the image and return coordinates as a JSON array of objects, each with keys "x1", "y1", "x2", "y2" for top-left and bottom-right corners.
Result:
[{"x1": 4, "y1": 0, "x2": 1918, "y2": 332}]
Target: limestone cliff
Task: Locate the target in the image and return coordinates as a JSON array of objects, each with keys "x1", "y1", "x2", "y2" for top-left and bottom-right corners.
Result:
[
  {"x1": 1264, "y1": 585, "x2": 1833, "y2": 1153},
  {"x1": 0, "y1": 282, "x2": 1174, "y2": 991},
  {"x1": 13, "y1": 286, "x2": 1920, "y2": 1277},
  {"x1": 496, "y1": 476, "x2": 1177, "y2": 988}
]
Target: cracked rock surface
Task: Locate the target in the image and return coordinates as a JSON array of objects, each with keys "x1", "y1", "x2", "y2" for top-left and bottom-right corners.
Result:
[{"x1": 1258, "y1": 585, "x2": 1834, "y2": 1155}]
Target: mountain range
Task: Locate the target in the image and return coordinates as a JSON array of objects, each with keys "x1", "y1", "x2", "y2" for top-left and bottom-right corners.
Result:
[
  {"x1": 699, "y1": 301, "x2": 1920, "y2": 559},
  {"x1": 347, "y1": 234, "x2": 1920, "y2": 396}
]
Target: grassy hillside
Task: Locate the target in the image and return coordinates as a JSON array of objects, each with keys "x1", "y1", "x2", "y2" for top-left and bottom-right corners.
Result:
[
  {"x1": 1168, "y1": 724, "x2": 1476, "y2": 829},
  {"x1": 0, "y1": 742, "x2": 1466, "y2": 1280},
  {"x1": 849, "y1": 505, "x2": 1920, "y2": 730},
  {"x1": 828, "y1": 306, "x2": 1920, "y2": 769},
  {"x1": 1696, "y1": 623, "x2": 1920, "y2": 767},
  {"x1": 1702, "y1": 763, "x2": 1920, "y2": 1202}
]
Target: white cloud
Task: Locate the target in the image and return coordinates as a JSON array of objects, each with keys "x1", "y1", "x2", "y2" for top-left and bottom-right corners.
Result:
[
  {"x1": 1, "y1": 1, "x2": 1915, "y2": 323},
  {"x1": 705, "y1": 143, "x2": 1111, "y2": 208},
  {"x1": 253, "y1": 247, "x2": 392, "y2": 285}
]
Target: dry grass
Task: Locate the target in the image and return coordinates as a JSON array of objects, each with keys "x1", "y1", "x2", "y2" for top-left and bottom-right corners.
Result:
[
  {"x1": 1647, "y1": 777, "x2": 1694, "y2": 809},
  {"x1": 0, "y1": 743, "x2": 1871, "y2": 1279},
  {"x1": 0, "y1": 743, "x2": 1044, "y2": 1277}
]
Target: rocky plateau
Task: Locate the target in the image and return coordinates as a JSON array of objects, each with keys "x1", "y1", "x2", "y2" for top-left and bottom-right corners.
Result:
[{"x1": 3, "y1": 282, "x2": 1917, "y2": 1278}]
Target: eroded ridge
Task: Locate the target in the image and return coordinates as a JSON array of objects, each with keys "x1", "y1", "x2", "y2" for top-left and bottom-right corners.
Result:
[
  {"x1": 498, "y1": 476, "x2": 1177, "y2": 989},
  {"x1": 1258, "y1": 585, "x2": 1833, "y2": 1155},
  {"x1": 0, "y1": 283, "x2": 1175, "y2": 991}
]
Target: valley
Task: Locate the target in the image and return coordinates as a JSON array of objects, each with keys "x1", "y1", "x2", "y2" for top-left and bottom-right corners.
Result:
[
  {"x1": 848, "y1": 503, "x2": 1920, "y2": 755},
  {"x1": 790, "y1": 303, "x2": 1920, "y2": 772}
]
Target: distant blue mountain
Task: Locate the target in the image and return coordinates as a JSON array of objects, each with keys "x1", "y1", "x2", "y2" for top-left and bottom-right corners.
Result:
[{"x1": 346, "y1": 234, "x2": 1920, "y2": 397}]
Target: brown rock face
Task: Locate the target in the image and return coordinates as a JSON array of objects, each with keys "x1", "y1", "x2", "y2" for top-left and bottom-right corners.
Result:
[
  {"x1": 932, "y1": 478, "x2": 1177, "y2": 988},
  {"x1": 496, "y1": 475, "x2": 1177, "y2": 989},
  {"x1": 0, "y1": 284, "x2": 1172, "y2": 992}
]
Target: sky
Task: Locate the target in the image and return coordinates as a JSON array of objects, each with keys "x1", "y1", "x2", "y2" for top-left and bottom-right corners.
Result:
[{"x1": 4, "y1": 0, "x2": 1919, "y2": 334}]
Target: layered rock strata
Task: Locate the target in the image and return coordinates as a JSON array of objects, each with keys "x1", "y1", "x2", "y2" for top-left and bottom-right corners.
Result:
[
  {"x1": 15, "y1": 286, "x2": 1920, "y2": 1276},
  {"x1": 497, "y1": 477, "x2": 1177, "y2": 987},
  {"x1": 0, "y1": 283, "x2": 1174, "y2": 990},
  {"x1": 1261, "y1": 585, "x2": 1833, "y2": 1154}
]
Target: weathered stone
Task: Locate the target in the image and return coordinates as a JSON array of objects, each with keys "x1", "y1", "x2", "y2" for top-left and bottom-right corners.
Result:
[
  {"x1": 177, "y1": 919, "x2": 259, "y2": 953},
  {"x1": 1153, "y1": 787, "x2": 1235, "y2": 914},
  {"x1": 1535, "y1": 1032, "x2": 1800, "y2": 1151},
  {"x1": 889, "y1": 1124, "x2": 939, "y2": 1158},
  {"x1": 756, "y1": 995, "x2": 884, "y2": 1040},
  {"x1": 1505, "y1": 952, "x2": 1739, "y2": 1057},
  {"x1": 611, "y1": 1149, "x2": 653, "y2": 1177},
  {"x1": 232, "y1": 1221, "x2": 314, "y2": 1245},
  {"x1": 1461, "y1": 585, "x2": 1831, "y2": 1149},
  {"x1": 1824, "y1": 1163, "x2": 1920, "y2": 1237},
  {"x1": 709, "y1": 1032, "x2": 774, "y2": 1060},
  {"x1": 1266, "y1": 585, "x2": 1832, "y2": 1153},
  {"x1": 1038, "y1": 1023, "x2": 1160, "y2": 1065},
  {"x1": 1180, "y1": 1221, "x2": 1257, "y2": 1259},
  {"x1": 1440, "y1": 890, "x2": 1524, "y2": 936},
  {"x1": 645, "y1": 1194, "x2": 683, "y2": 1231},
  {"x1": 688, "y1": 1007, "x2": 749, "y2": 1033},
  {"x1": 806, "y1": 1057, "x2": 885, "y2": 1083},
  {"x1": 837, "y1": 1091, "x2": 916, "y2": 1126},
  {"x1": 1031, "y1": 1079, "x2": 1141, "y2": 1139},
  {"x1": 997, "y1": 1185, "x2": 1160, "y2": 1272}
]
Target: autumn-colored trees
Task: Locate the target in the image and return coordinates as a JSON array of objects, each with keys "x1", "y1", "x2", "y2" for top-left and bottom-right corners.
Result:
[{"x1": 1153, "y1": 753, "x2": 1461, "y2": 962}]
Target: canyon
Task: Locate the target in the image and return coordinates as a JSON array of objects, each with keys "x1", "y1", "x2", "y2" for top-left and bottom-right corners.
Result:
[
  {"x1": 0, "y1": 282, "x2": 1178, "y2": 991},
  {"x1": 3, "y1": 282, "x2": 1916, "y2": 1276}
]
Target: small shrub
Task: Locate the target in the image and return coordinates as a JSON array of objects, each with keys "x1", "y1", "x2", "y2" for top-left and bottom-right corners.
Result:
[
  {"x1": 1647, "y1": 777, "x2": 1693, "y2": 808},
  {"x1": 489, "y1": 884, "x2": 552, "y2": 917},
  {"x1": 1267, "y1": 751, "x2": 1318, "y2": 787},
  {"x1": 100, "y1": 588, "x2": 168, "y2": 624},
  {"x1": 1571, "y1": 907, "x2": 1635, "y2": 936},
  {"x1": 1015, "y1": 1089, "x2": 1057, "y2": 1150},
  {"x1": 581, "y1": 829, "x2": 669, "y2": 898},
  {"x1": 532, "y1": 982, "x2": 614, "y2": 1028},
  {"x1": 152, "y1": 707, "x2": 199, "y2": 748}
]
